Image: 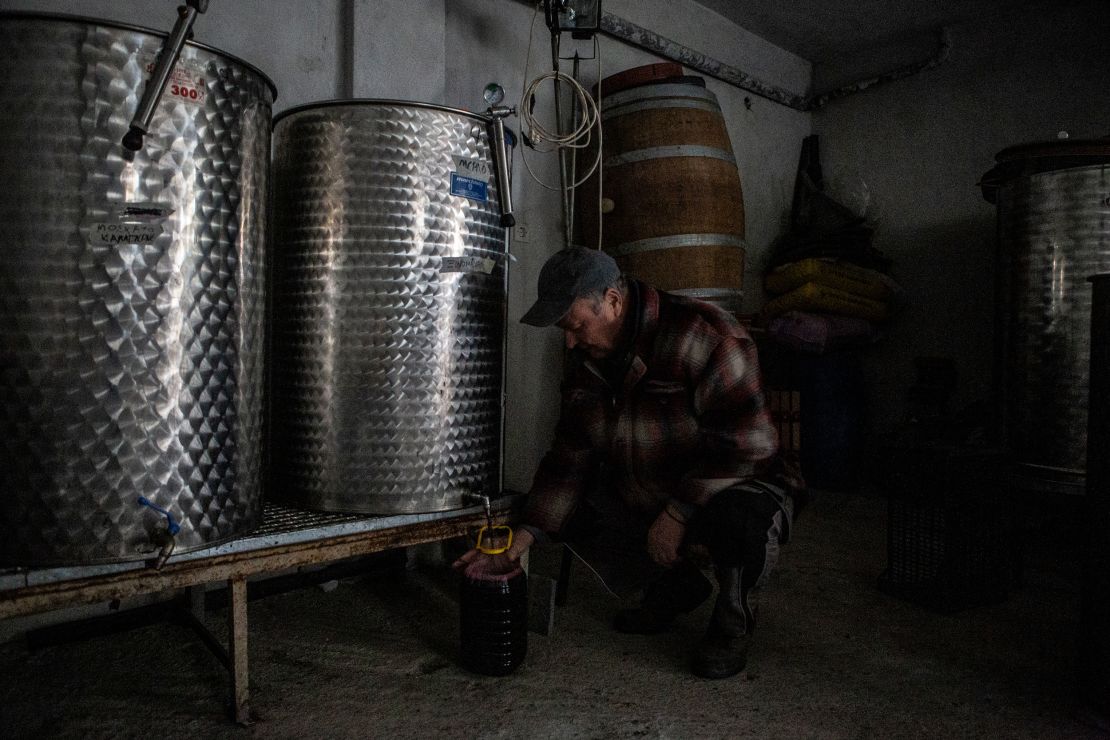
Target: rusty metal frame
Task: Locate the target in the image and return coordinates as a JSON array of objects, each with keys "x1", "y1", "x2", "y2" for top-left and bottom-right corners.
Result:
[
  {"x1": 0, "y1": 508, "x2": 511, "y2": 618},
  {"x1": 0, "y1": 500, "x2": 518, "y2": 724}
]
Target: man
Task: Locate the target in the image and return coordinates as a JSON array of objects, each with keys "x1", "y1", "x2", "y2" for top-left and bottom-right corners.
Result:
[{"x1": 456, "y1": 247, "x2": 802, "y2": 679}]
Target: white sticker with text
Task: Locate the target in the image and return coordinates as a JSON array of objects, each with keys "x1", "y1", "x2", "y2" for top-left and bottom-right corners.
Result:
[
  {"x1": 141, "y1": 51, "x2": 208, "y2": 106},
  {"x1": 442, "y1": 256, "x2": 496, "y2": 274}
]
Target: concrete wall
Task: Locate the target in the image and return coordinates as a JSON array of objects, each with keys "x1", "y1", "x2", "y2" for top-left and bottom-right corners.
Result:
[
  {"x1": 812, "y1": 0, "x2": 1110, "y2": 436},
  {"x1": 0, "y1": 0, "x2": 448, "y2": 107}
]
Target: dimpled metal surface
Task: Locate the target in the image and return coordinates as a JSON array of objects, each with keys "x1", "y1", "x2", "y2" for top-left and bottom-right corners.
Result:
[
  {"x1": 999, "y1": 164, "x2": 1110, "y2": 476},
  {"x1": 0, "y1": 15, "x2": 273, "y2": 564},
  {"x1": 271, "y1": 102, "x2": 506, "y2": 514}
]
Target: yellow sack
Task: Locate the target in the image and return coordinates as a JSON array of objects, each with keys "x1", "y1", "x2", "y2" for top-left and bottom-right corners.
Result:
[
  {"x1": 762, "y1": 282, "x2": 888, "y2": 322},
  {"x1": 765, "y1": 258, "x2": 895, "y2": 301}
]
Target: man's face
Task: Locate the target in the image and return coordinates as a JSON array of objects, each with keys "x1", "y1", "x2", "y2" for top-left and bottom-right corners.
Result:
[{"x1": 555, "y1": 290, "x2": 623, "y2": 359}]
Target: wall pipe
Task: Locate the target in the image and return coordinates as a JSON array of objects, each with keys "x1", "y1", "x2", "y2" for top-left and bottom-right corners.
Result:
[
  {"x1": 806, "y1": 28, "x2": 951, "y2": 109},
  {"x1": 519, "y1": 2, "x2": 951, "y2": 111},
  {"x1": 601, "y1": 13, "x2": 951, "y2": 111},
  {"x1": 598, "y1": 12, "x2": 810, "y2": 110},
  {"x1": 339, "y1": 0, "x2": 355, "y2": 99}
]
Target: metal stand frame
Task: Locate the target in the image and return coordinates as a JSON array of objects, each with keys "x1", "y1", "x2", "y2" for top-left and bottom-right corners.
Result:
[{"x1": 0, "y1": 498, "x2": 519, "y2": 725}]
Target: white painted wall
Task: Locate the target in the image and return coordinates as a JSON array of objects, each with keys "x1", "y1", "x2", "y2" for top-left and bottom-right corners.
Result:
[
  {"x1": 351, "y1": 0, "x2": 447, "y2": 101},
  {"x1": 813, "y1": 0, "x2": 1110, "y2": 436},
  {"x1": 0, "y1": 0, "x2": 348, "y2": 105}
]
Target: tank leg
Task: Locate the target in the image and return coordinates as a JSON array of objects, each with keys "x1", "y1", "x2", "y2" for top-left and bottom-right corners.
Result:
[
  {"x1": 228, "y1": 577, "x2": 252, "y2": 726},
  {"x1": 555, "y1": 545, "x2": 573, "y2": 606},
  {"x1": 189, "y1": 585, "x2": 206, "y2": 623}
]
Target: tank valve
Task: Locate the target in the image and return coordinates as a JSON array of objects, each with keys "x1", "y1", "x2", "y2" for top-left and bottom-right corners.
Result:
[
  {"x1": 462, "y1": 492, "x2": 493, "y2": 524},
  {"x1": 138, "y1": 496, "x2": 181, "y2": 570},
  {"x1": 462, "y1": 492, "x2": 512, "y2": 554},
  {"x1": 151, "y1": 530, "x2": 177, "y2": 570}
]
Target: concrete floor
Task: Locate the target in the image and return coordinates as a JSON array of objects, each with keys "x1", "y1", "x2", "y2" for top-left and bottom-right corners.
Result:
[{"x1": 1, "y1": 490, "x2": 1106, "y2": 739}]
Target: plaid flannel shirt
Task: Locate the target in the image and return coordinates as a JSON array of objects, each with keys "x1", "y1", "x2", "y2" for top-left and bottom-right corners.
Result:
[{"x1": 523, "y1": 281, "x2": 781, "y2": 536}]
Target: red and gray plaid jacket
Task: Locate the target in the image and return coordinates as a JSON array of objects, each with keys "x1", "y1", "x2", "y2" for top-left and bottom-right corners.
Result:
[{"x1": 523, "y1": 281, "x2": 784, "y2": 536}]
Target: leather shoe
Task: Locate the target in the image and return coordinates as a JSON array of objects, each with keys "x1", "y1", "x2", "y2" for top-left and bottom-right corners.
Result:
[
  {"x1": 691, "y1": 565, "x2": 752, "y2": 679},
  {"x1": 692, "y1": 625, "x2": 749, "y2": 678}
]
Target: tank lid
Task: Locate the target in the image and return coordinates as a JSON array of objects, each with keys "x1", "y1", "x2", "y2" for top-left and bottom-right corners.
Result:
[
  {"x1": 274, "y1": 99, "x2": 492, "y2": 126},
  {"x1": 0, "y1": 11, "x2": 277, "y2": 100},
  {"x1": 979, "y1": 137, "x2": 1110, "y2": 204},
  {"x1": 995, "y1": 138, "x2": 1110, "y2": 162}
]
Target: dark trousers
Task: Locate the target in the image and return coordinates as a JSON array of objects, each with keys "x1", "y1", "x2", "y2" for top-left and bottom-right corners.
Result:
[{"x1": 557, "y1": 481, "x2": 792, "y2": 606}]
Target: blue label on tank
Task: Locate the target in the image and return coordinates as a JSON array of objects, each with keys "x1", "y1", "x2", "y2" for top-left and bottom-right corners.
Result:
[{"x1": 451, "y1": 173, "x2": 488, "y2": 202}]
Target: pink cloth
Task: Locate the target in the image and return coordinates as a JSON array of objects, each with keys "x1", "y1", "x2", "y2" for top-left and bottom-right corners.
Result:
[{"x1": 768, "y1": 311, "x2": 879, "y2": 354}]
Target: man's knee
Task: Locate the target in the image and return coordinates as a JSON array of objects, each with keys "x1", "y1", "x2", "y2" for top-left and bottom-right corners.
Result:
[{"x1": 694, "y1": 485, "x2": 783, "y2": 568}]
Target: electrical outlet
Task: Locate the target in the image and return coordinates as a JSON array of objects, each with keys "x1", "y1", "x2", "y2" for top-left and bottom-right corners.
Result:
[{"x1": 514, "y1": 221, "x2": 531, "y2": 243}]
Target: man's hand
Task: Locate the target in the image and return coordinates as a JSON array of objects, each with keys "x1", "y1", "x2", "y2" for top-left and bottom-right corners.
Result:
[
  {"x1": 647, "y1": 509, "x2": 685, "y2": 566},
  {"x1": 452, "y1": 528, "x2": 535, "y2": 571}
]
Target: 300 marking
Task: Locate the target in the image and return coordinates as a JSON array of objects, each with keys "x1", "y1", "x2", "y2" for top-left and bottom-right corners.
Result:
[{"x1": 170, "y1": 84, "x2": 201, "y2": 100}]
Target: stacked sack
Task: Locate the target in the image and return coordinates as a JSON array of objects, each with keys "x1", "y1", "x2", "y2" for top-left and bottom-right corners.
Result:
[{"x1": 761, "y1": 258, "x2": 898, "y2": 354}]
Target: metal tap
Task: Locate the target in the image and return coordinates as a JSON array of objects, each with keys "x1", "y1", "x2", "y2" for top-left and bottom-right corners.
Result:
[
  {"x1": 462, "y1": 492, "x2": 494, "y2": 530},
  {"x1": 151, "y1": 529, "x2": 177, "y2": 570},
  {"x1": 138, "y1": 496, "x2": 181, "y2": 570}
]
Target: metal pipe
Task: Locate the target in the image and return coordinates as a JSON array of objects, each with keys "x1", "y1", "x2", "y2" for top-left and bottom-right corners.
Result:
[
  {"x1": 339, "y1": 0, "x2": 355, "y2": 98},
  {"x1": 122, "y1": 0, "x2": 209, "y2": 151},
  {"x1": 498, "y1": 226, "x2": 510, "y2": 500},
  {"x1": 567, "y1": 52, "x2": 581, "y2": 239},
  {"x1": 602, "y1": 13, "x2": 951, "y2": 111},
  {"x1": 599, "y1": 12, "x2": 810, "y2": 111},
  {"x1": 488, "y1": 106, "x2": 517, "y2": 227},
  {"x1": 807, "y1": 28, "x2": 951, "y2": 110},
  {"x1": 550, "y1": 30, "x2": 572, "y2": 245},
  {"x1": 513, "y1": 2, "x2": 952, "y2": 112},
  {"x1": 498, "y1": 133, "x2": 515, "y2": 501}
]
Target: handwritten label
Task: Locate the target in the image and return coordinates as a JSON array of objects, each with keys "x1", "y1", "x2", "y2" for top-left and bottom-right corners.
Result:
[
  {"x1": 452, "y1": 157, "x2": 492, "y2": 183},
  {"x1": 450, "y1": 156, "x2": 492, "y2": 202},
  {"x1": 92, "y1": 222, "x2": 163, "y2": 244},
  {"x1": 110, "y1": 203, "x2": 174, "y2": 221},
  {"x1": 90, "y1": 201, "x2": 173, "y2": 244},
  {"x1": 442, "y1": 256, "x2": 495, "y2": 275}
]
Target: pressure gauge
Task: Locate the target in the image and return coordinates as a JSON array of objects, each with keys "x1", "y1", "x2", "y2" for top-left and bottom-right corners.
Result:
[{"x1": 483, "y1": 83, "x2": 505, "y2": 107}]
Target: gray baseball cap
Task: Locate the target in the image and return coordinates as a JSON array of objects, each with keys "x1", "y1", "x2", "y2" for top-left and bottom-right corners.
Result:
[{"x1": 520, "y1": 247, "x2": 621, "y2": 327}]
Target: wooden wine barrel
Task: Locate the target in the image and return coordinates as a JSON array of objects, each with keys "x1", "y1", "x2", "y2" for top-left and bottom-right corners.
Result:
[
  {"x1": 578, "y1": 67, "x2": 746, "y2": 313},
  {"x1": 597, "y1": 61, "x2": 684, "y2": 98}
]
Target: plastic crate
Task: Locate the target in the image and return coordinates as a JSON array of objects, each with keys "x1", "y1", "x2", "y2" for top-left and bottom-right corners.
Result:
[{"x1": 877, "y1": 445, "x2": 1019, "y2": 612}]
